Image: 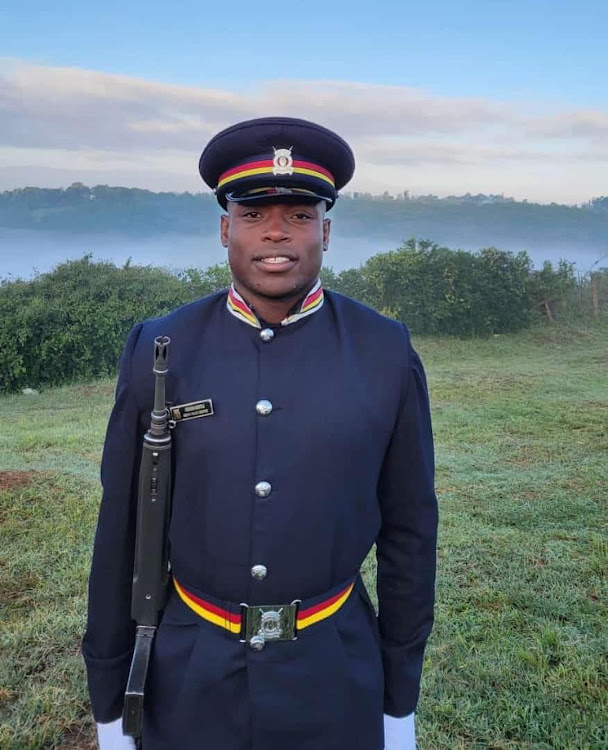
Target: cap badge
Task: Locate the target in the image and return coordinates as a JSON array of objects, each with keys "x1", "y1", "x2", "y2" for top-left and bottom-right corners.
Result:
[{"x1": 272, "y1": 147, "x2": 293, "y2": 176}]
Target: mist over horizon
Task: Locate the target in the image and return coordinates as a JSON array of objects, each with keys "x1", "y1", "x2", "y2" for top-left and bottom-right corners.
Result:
[{"x1": 1, "y1": 228, "x2": 606, "y2": 283}]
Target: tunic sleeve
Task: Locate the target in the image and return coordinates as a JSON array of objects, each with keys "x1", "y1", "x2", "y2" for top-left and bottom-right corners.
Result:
[
  {"x1": 82, "y1": 323, "x2": 144, "y2": 722},
  {"x1": 376, "y1": 327, "x2": 438, "y2": 717}
]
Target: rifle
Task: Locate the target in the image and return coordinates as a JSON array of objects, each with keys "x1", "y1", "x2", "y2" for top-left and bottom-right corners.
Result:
[{"x1": 122, "y1": 336, "x2": 172, "y2": 739}]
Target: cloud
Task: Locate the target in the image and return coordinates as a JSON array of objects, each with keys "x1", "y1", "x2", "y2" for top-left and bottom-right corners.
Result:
[
  {"x1": 356, "y1": 139, "x2": 608, "y2": 167},
  {"x1": 0, "y1": 60, "x2": 510, "y2": 151},
  {"x1": 259, "y1": 80, "x2": 511, "y2": 137},
  {"x1": 523, "y1": 109, "x2": 608, "y2": 140},
  {"x1": 1, "y1": 58, "x2": 606, "y2": 202},
  {"x1": 0, "y1": 60, "x2": 240, "y2": 151}
]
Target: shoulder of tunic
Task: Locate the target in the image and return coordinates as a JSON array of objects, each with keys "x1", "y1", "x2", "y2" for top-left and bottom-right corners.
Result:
[
  {"x1": 323, "y1": 289, "x2": 412, "y2": 362},
  {"x1": 324, "y1": 289, "x2": 408, "y2": 331},
  {"x1": 123, "y1": 290, "x2": 228, "y2": 382},
  {"x1": 141, "y1": 289, "x2": 227, "y2": 333}
]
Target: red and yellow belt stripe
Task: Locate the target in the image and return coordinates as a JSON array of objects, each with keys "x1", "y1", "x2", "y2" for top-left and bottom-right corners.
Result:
[
  {"x1": 174, "y1": 578, "x2": 242, "y2": 634},
  {"x1": 174, "y1": 578, "x2": 355, "y2": 635},
  {"x1": 297, "y1": 581, "x2": 354, "y2": 629}
]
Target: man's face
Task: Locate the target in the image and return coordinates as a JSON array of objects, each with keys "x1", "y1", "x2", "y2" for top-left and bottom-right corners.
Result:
[{"x1": 220, "y1": 200, "x2": 330, "y2": 310}]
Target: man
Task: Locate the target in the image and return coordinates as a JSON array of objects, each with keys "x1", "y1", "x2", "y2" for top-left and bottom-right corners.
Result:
[{"x1": 83, "y1": 117, "x2": 438, "y2": 750}]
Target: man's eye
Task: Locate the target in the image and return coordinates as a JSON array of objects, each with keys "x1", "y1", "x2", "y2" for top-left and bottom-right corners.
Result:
[
  {"x1": 242, "y1": 210, "x2": 261, "y2": 218},
  {"x1": 293, "y1": 212, "x2": 312, "y2": 220}
]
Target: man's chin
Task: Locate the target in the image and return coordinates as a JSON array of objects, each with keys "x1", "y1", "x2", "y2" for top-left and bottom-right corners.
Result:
[
  {"x1": 255, "y1": 286, "x2": 307, "y2": 302},
  {"x1": 249, "y1": 277, "x2": 313, "y2": 302}
]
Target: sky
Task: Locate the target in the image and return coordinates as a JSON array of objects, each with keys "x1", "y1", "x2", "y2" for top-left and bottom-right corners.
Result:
[{"x1": 1, "y1": 0, "x2": 607, "y2": 204}]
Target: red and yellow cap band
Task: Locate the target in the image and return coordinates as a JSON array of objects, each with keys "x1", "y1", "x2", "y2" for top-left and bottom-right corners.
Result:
[{"x1": 218, "y1": 157, "x2": 335, "y2": 190}]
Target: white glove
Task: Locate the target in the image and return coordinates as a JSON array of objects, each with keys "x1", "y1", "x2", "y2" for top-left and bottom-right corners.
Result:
[
  {"x1": 96, "y1": 718, "x2": 137, "y2": 750},
  {"x1": 97, "y1": 713, "x2": 413, "y2": 749},
  {"x1": 384, "y1": 712, "x2": 416, "y2": 750}
]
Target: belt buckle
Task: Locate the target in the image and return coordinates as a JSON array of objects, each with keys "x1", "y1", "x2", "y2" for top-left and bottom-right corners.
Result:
[{"x1": 240, "y1": 600, "x2": 300, "y2": 646}]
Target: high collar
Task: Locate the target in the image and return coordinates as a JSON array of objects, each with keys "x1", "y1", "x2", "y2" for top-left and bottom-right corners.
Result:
[{"x1": 226, "y1": 280, "x2": 324, "y2": 329}]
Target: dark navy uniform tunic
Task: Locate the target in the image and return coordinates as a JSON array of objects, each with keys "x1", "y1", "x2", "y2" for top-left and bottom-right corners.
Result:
[{"x1": 83, "y1": 288, "x2": 438, "y2": 750}]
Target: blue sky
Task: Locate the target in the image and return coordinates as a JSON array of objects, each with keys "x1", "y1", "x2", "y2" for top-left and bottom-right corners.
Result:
[{"x1": 1, "y1": 0, "x2": 607, "y2": 202}]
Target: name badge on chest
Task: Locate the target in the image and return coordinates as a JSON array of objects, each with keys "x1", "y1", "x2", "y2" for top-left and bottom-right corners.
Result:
[{"x1": 170, "y1": 399, "x2": 214, "y2": 422}]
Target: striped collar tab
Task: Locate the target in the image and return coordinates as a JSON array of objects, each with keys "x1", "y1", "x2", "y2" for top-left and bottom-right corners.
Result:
[{"x1": 226, "y1": 279, "x2": 324, "y2": 330}]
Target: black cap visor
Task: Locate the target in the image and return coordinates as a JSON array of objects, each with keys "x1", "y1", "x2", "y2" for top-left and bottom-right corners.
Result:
[{"x1": 225, "y1": 187, "x2": 335, "y2": 207}]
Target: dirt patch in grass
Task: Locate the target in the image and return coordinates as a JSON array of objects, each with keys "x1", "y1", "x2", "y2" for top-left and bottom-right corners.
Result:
[
  {"x1": 55, "y1": 723, "x2": 96, "y2": 750},
  {"x1": 0, "y1": 471, "x2": 48, "y2": 525},
  {"x1": 589, "y1": 352, "x2": 608, "y2": 364},
  {"x1": 0, "y1": 470, "x2": 39, "y2": 491},
  {"x1": 72, "y1": 382, "x2": 115, "y2": 399},
  {"x1": 0, "y1": 687, "x2": 15, "y2": 705},
  {"x1": 80, "y1": 385, "x2": 99, "y2": 397},
  {"x1": 531, "y1": 327, "x2": 592, "y2": 344},
  {"x1": 0, "y1": 570, "x2": 41, "y2": 604}
]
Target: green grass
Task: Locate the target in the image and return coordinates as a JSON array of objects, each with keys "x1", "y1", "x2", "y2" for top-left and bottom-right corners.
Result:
[{"x1": 1, "y1": 322, "x2": 606, "y2": 748}]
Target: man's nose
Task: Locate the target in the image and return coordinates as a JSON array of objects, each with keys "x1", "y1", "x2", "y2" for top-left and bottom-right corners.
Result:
[{"x1": 261, "y1": 209, "x2": 290, "y2": 241}]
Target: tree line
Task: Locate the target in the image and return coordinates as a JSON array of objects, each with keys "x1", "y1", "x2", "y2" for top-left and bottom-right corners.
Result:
[
  {"x1": 1, "y1": 240, "x2": 604, "y2": 393},
  {"x1": 2, "y1": 186, "x2": 608, "y2": 256}
]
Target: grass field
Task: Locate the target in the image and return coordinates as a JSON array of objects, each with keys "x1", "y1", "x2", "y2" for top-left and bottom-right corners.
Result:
[{"x1": 1, "y1": 321, "x2": 606, "y2": 749}]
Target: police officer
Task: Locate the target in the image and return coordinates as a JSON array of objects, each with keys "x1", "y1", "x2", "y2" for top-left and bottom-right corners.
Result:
[{"x1": 84, "y1": 117, "x2": 438, "y2": 750}]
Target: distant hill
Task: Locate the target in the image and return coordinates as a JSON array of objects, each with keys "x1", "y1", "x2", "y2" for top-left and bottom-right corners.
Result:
[
  {"x1": 1, "y1": 185, "x2": 607, "y2": 277},
  {"x1": 0, "y1": 184, "x2": 219, "y2": 235}
]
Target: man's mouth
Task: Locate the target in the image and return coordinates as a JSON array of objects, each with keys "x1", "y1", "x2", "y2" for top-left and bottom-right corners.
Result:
[
  {"x1": 258, "y1": 256, "x2": 293, "y2": 265},
  {"x1": 253, "y1": 254, "x2": 298, "y2": 271}
]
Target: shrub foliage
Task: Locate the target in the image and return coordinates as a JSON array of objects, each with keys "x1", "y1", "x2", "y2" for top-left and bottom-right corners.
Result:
[
  {"x1": 0, "y1": 243, "x2": 585, "y2": 392},
  {"x1": 0, "y1": 257, "x2": 190, "y2": 392},
  {"x1": 325, "y1": 239, "x2": 578, "y2": 336}
]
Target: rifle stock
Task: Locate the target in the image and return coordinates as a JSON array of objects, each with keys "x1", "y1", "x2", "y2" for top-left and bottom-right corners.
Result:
[{"x1": 123, "y1": 626, "x2": 155, "y2": 737}]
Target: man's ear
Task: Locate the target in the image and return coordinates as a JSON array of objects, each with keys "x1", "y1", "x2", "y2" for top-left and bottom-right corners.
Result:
[
  {"x1": 322, "y1": 218, "x2": 331, "y2": 251},
  {"x1": 220, "y1": 213, "x2": 229, "y2": 248}
]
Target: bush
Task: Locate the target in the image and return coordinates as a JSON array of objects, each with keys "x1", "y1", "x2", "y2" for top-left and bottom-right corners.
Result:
[
  {"x1": 525, "y1": 259, "x2": 577, "y2": 320},
  {"x1": 354, "y1": 239, "x2": 533, "y2": 336},
  {"x1": 0, "y1": 245, "x2": 593, "y2": 392},
  {"x1": 324, "y1": 240, "x2": 580, "y2": 335},
  {"x1": 177, "y1": 263, "x2": 232, "y2": 298},
  {"x1": 0, "y1": 257, "x2": 193, "y2": 392}
]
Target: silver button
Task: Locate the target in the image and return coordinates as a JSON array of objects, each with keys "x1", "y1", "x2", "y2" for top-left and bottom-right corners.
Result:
[
  {"x1": 254, "y1": 481, "x2": 272, "y2": 498},
  {"x1": 260, "y1": 328, "x2": 275, "y2": 342},
  {"x1": 249, "y1": 635, "x2": 265, "y2": 651},
  {"x1": 251, "y1": 564, "x2": 267, "y2": 581},
  {"x1": 255, "y1": 399, "x2": 273, "y2": 416}
]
